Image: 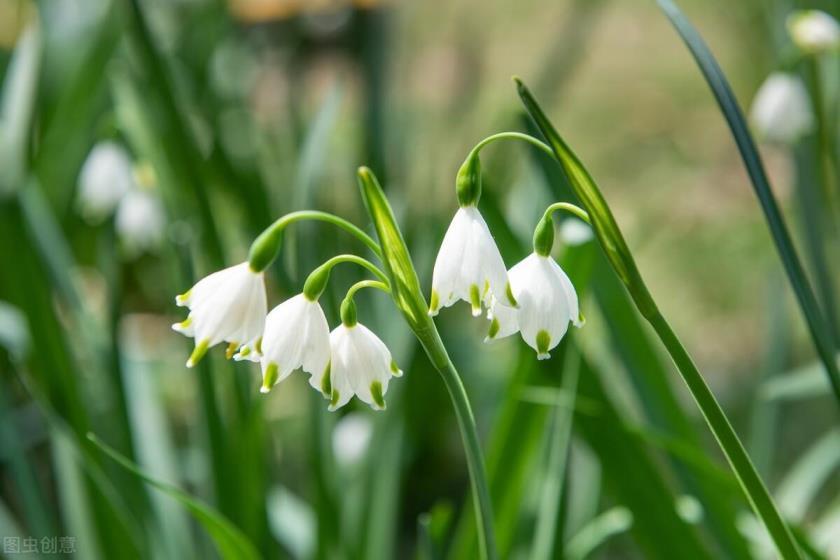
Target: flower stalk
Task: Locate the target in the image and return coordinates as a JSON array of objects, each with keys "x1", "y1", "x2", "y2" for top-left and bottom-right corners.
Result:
[
  {"x1": 516, "y1": 77, "x2": 802, "y2": 560},
  {"x1": 357, "y1": 167, "x2": 498, "y2": 560}
]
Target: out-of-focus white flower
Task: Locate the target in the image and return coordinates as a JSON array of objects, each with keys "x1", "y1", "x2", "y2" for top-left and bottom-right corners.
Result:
[
  {"x1": 172, "y1": 262, "x2": 266, "y2": 368},
  {"x1": 115, "y1": 188, "x2": 166, "y2": 255},
  {"x1": 430, "y1": 206, "x2": 514, "y2": 317},
  {"x1": 485, "y1": 253, "x2": 582, "y2": 359},
  {"x1": 255, "y1": 294, "x2": 331, "y2": 394},
  {"x1": 77, "y1": 141, "x2": 136, "y2": 222},
  {"x1": 559, "y1": 218, "x2": 594, "y2": 246},
  {"x1": 332, "y1": 412, "x2": 374, "y2": 467},
  {"x1": 787, "y1": 10, "x2": 840, "y2": 53},
  {"x1": 749, "y1": 73, "x2": 813, "y2": 144},
  {"x1": 327, "y1": 322, "x2": 402, "y2": 411}
]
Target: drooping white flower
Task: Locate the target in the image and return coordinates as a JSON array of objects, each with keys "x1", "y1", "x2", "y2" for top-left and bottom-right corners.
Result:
[
  {"x1": 430, "y1": 206, "x2": 514, "y2": 317},
  {"x1": 172, "y1": 262, "x2": 266, "y2": 367},
  {"x1": 115, "y1": 188, "x2": 166, "y2": 255},
  {"x1": 485, "y1": 253, "x2": 582, "y2": 359},
  {"x1": 327, "y1": 322, "x2": 402, "y2": 411},
  {"x1": 77, "y1": 141, "x2": 136, "y2": 222},
  {"x1": 749, "y1": 73, "x2": 813, "y2": 144},
  {"x1": 256, "y1": 294, "x2": 331, "y2": 394},
  {"x1": 787, "y1": 10, "x2": 840, "y2": 53}
]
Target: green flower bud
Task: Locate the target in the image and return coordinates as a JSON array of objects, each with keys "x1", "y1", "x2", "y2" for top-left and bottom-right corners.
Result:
[
  {"x1": 303, "y1": 263, "x2": 330, "y2": 301},
  {"x1": 341, "y1": 297, "x2": 358, "y2": 327},
  {"x1": 456, "y1": 151, "x2": 482, "y2": 207},
  {"x1": 532, "y1": 214, "x2": 555, "y2": 257}
]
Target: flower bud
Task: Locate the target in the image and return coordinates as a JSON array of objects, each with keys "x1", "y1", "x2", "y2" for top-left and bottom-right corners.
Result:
[
  {"x1": 456, "y1": 152, "x2": 482, "y2": 207},
  {"x1": 787, "y1": 10, "x2": 839, "y2": 54},
  {"x1": 532, "y1": 215, "x2": 555, "y2": 257}
]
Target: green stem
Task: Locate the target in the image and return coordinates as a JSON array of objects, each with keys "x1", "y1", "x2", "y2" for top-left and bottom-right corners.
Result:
[
  {"x1": 249, "y1": 211, "x2": 383, "y2": 272},
  {"x1": 645, "y1": 311, "x2": 802, "y2": 560},
  {"x1": 471, "y1": 131, "x2": 555, "y2": 159},
  {"x1": 314, "y1": 255, "x2": 389, "y2": 284},
  {"x1": 344, "y1": 279, "x2": 391, "y2": 301},
  {"x1": 543, "y1": 202, "x2": 591, "y2": 224},
  {"x1": 418, "y1": 326, "x2": 498, "y2": 560}
]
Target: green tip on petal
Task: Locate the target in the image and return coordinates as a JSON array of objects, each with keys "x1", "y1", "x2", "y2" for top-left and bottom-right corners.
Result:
[
  {"x1": 261, "y1": 362, "x2": 279, "y2": 394},
  {"x1": 505, "y1": 282, "x2": 518, "y2": 308},
  {"x1": 329, "y1": 389, "x2": 340, "y2": 411},
  {"x1": 390, "y1": 359, "x2": 403, "y2": 377},
  {"x1": 536, "y1": 330, "x2": 551, "y2": 360},
  {"x1": 255, "y1": 336, "x2": 263, "y2": 355},
  {"x1": 175, "y1": 289, "x2": 192, "y2": 306},
  {"x1": 239, "y1": 346, "x2": 251, "y2": 358},
  {"x1": 428, "y1": 289, "x2": 440, "y2": 316},
  {"x1": 186, "y1": 339, "x2": 210, "y2": 368},
  {"x1": 469, "y1": 284, "x2": 482, "y2": 316},
  {"x1": 320, "y1": 362, "x2": 332, "y2": 398},
  {"x1": 370, "y1": 381, "x2": 386, "y2": 410},
  {"x1": 577, "y1": 312, "x2": 586, "y2": 327},
  {"x1": 487, "y1": 317, "x2": 500, "y2": 340},
  {"x1": 225, "y1": 341, "x2": 239, "y2": 360}
]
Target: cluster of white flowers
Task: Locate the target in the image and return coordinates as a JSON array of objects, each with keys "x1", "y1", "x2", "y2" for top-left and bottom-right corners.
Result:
[
  {"x1": 431, "y1": 204, "x2": 583, "y2": 360},
  {"x1": 173, "y1": 264, "x2": 401, "y2": 411},
  {"x1": 749, "y1": 10, "x2": 838, "y2": 145},
  {"x1": 77, "y1": 141, "x2": 166, "y2": 254}
]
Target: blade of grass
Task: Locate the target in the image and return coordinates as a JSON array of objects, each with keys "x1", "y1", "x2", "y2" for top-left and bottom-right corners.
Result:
[
  {"x1": 0, "y1": 22, "x2": 40, "y2": 197},
  {"x1": 564, "y1": 506, "x2": 633, "y2": 560},
  {"x1": 88, "y1": 433, "x2": 260, "y2": 560},
  {"x1": 775, "y1": 429, "x2": 840, "y2": 522},
  {"x1": 530, "y1": 347, "x2": 579, "y2": 560},
  {"x1": 656, "y1": 0, "x2": 840, "y2": 407}
]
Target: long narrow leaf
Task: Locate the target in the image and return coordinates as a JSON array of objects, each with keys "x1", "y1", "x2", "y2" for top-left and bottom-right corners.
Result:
[
  {"x1": 88, "y1": 434, "x2": 260, "y2": 560},
  {"x1": 656, "y1": 0, "x2": 840, "y2": 406}
]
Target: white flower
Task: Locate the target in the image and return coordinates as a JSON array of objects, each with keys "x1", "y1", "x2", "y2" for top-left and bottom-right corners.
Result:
[
  {"x1": 327, "y1": 322, "x2": 402, "y2": 411},
  {"x1": 430, "y1": 206, "x2": 514, "y2": 317},
  {"x1": 485, "y1": 253, "x2": 582, "y2": 359},
  {"x1": 77, "y1": 141, "x2": 136, "y2": 222},
  {"x1": 172, "y1": 262, "x2": 266, "y2": 367},
  {"x1": 749, "y1": 73, "x2": 813, "y2": 144},
  {"x1": 787, "y1": 10, "x2": 840, "y2": 53},
  {"x1": 115, "y1": 188, "x2": 166, "y2": 255},
  {"x1": 256, "y1": 294, "x2": 331, "y2": 394},
  {"x1": 332, "y1": 412, "x2": 374, "y2": 467}
]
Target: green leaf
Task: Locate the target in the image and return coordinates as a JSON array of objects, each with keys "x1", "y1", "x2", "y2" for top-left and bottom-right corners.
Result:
[
  {"x1": 564, "y1": 506, "x2": 633, "y2": 560},
  {"x1": 0, "y1": 23, "x2": 41, "y2": 197},
  {"x1": 87, "y1": 433, "x2": 260, "y2": 560},
  {"x1": 655, "y1": 0, "x2": 840, "y2": 407}
]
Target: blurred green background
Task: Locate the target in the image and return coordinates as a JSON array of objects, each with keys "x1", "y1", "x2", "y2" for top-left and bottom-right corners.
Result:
[{"x1": 0, "y1": 0, "x2": 838, "y2": 558}]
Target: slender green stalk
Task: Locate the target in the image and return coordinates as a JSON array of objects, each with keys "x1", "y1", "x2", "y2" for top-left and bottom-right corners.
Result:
[
  {"x1": 310, "y1": 255, "x2": 389, "y2": 285},
  {"x1": 344, "y1": 280, "x2": 391, "y2": 301},
  {"x1": 646, "y1": 312, "x2": 802, "y2": 559},
  {"x1": 471, "y1": 131, "x2": 555, "y2": 158},
  {"x1": 421, "y1": 329, "x2": 498, "y2": 560},
  {"x1": 516, "y1": 77, "x2": 802, "y2": 559},
  {"x1": 543, "y1": 202, "x2": 591, "y2": 224},
  {"x1": 357, "y1": 167, "x2": 498, "y2": 560},
  {"x1": 249, "y1": 210, "x2": 383, "y2": 272}
]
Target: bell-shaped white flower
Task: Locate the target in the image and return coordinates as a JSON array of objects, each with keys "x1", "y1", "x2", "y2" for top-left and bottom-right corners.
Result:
[
  {"x1": 327, "y1": 322, "x2": 402, "y2": 411},
  {"x1": 77, "y1": 141, "x2": 136, "y2": 222},
  {"x1": 430, "y1": 206, "x2": 515, "y2": 317},
  {"x1": 749, "y1": 73, "x2": 813, "y2": 144},
  {"x1": 115, "y1": 188, "x2": 166, "y2": 256},
  {"x1": 172, "y1": 262, "x2": 266, "y2": 367},
  {"x1": 256, "y1": 294, "x2": 331, "y2": 394},
  {"x1": 787, "y1": 10, "x2": 840, "y2": 53},
  {"x1": 485, "y1": 253, "x2": 582, "y2": 359}
]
